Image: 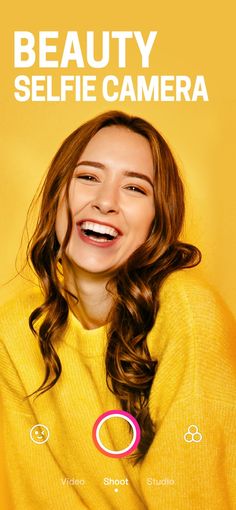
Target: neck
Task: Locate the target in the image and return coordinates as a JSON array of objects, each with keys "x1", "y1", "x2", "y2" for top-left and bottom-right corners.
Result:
[{"x1": 61, "y1": 257, "x2": 115, "y2": 330}]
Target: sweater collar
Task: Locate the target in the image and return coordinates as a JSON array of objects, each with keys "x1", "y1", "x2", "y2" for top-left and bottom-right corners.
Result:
[{"x1": 62, "y1": 309, "x2": 109, "y2": 357}]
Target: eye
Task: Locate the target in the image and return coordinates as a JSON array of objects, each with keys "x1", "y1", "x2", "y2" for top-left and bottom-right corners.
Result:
[
  {"x1": 125, "y1": 185, "x2": 147, "y2": 195},
  {"x1": 75, "y1": 174, "x2": 98, "y2": 182}
]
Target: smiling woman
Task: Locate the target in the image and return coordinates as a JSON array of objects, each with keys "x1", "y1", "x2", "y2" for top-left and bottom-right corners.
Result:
[
  {"x1": 0, "y1": 111, "x2": 236, "y2": 510},
  {"x1": 55, "y1": 126, "x2": 155, "y2": 284}
]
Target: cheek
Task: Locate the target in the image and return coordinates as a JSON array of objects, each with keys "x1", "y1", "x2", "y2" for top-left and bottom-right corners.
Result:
[{"x1": 131, "y1": 202, "x2": 155, "y2": 238}]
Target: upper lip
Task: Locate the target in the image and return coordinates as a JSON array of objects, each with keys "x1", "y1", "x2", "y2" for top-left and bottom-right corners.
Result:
[{"x1": 77, "y1": 219, "x2": 123, "y2": 235}]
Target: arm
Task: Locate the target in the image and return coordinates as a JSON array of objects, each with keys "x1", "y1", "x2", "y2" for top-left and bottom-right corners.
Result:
[
  {"x1": 140, "y1": 395, "x2": 236, "y2": 510},
  {"x1": 140, "y1": 271, "x2": 236, "y2": 509}
]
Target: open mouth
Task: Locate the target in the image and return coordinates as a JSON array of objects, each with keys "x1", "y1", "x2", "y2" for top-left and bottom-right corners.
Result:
[{"x1": 79, "y1": 221, "x2": 120, "y2": 243}]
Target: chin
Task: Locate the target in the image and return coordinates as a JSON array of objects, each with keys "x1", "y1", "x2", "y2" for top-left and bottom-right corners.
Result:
[{"x1": 69, "y1": 259, "x2": 117, "y2": 276}]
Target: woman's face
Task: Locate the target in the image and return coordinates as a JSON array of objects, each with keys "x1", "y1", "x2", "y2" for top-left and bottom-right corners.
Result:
[{"x1": 56, "y1": 126, "x2": 155, "y2": 277}]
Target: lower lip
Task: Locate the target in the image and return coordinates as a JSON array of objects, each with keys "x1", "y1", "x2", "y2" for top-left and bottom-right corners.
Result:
[{"x1": 77, "y1": 225, "x2": 121, "y2": 248}]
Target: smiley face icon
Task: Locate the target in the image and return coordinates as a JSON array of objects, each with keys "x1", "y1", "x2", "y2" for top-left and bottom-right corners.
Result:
[{"x1": 30, "y1": 424, "x2": 50, "y2": 444}]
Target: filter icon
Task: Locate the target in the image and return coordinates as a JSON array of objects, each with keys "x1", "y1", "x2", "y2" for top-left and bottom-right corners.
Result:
[{"x1": 184, "y1": 424, "x2": 202, "y2": 443}]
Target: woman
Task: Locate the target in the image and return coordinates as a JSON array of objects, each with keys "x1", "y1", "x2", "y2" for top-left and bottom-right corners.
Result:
[{"x1": 0, "y1": 111, "x2": 235, "y2": 510}]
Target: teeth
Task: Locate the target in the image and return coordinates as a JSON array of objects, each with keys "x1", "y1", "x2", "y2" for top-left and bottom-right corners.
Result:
[{"x1": 80, "y1": 221, "x2": 119, "y2": 238}]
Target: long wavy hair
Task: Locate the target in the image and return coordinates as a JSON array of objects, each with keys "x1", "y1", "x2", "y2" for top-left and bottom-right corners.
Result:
[{"x1": 27, "y1": 110, "x2": 201, "y2": 463}]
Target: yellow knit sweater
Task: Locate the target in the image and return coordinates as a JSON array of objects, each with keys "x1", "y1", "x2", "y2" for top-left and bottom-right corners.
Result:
[{"x1": 0, "y1": 269, "x2": 236, "y2": 510}]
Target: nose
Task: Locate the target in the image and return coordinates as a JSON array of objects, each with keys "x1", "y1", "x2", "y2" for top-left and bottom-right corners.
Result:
[{"x1": 91, "y1": 182, "x2": 119, "y2": 214}]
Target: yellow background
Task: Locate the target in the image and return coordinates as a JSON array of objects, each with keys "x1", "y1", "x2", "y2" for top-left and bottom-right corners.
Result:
[
  {"x1": 1, "y1": 0, "x2": 235, "y2": 321},
  {"x1": 0, "y1": 1, "x2": 235, "y2": 505}
]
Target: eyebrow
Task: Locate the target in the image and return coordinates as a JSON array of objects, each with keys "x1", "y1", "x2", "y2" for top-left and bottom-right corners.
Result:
[{"x1": 75, "y1": 160, "x2": 154, "y2": 188}]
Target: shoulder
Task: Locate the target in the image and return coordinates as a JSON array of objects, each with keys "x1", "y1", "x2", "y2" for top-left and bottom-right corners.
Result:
[
  {"x1": 158, "y1": 268, "x2": 235, "y2": 330},
  {"x1": 0, "y1": 285, "x2": 43, "y2": 338},
  {"x1": 160, "y1": 267, "x2": 222, "y2": 307},
  {"x1": 0, "y1": 285, "x2": 46, "y2": 398},
  {"x1": 148, "y1": 268, "x2": 236, "y2": 409},
  {"x1": 154, "y1": 267, "x2": 236, "y2": 357}
]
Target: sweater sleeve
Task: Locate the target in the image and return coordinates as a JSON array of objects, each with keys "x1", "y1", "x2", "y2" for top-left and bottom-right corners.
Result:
[
  {"x1": 139, "y1": 395, "x2": 236, "y2": 510},
  {"x1": 139, "y1": 272, "x2": 236, "y2": 509},
  {"x1": 0, "y1": 341, "x2": 88, "y2": 510}
]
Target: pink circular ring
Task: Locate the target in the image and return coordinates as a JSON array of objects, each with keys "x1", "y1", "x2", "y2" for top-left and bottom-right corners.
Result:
[{"x1": 92, "y1": 410, "x2": 141, "y2": 458}]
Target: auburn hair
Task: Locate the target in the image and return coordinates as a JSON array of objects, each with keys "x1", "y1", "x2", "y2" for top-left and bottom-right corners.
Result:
[{"x1": 27, "y1": 110, "x2": 201, "y2": 463}]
